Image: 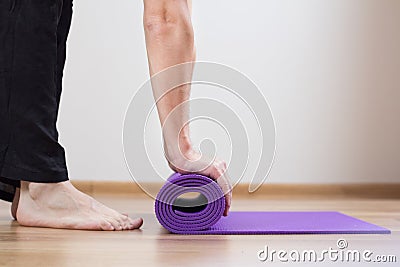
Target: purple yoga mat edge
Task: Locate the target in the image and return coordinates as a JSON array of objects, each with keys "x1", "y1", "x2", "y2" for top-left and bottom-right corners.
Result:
[
  {"x1": 164, "y1": 211, "x2": 391, "y2": 235},
  {"x1": 155, "y1": 173, "x2": 391, "y2": 235}
]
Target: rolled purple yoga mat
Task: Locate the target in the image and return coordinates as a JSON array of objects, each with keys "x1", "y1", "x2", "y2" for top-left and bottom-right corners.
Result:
[
  {"x1": 155, "y1": 173, "x2": 226, "y2": 233},
  {"x1": 155, "y1": 173, "x2": 390, "y2": 235}
]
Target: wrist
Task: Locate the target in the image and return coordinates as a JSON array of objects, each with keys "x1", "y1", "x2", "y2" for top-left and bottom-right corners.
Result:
[{"x1": 164, "y1": 134, "x2": 193, "y2": 161}]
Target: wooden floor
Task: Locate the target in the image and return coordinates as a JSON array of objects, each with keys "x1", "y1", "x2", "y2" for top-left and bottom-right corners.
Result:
[{"x1": 0, "y1": 193, "x2": 399, "y2": 267}]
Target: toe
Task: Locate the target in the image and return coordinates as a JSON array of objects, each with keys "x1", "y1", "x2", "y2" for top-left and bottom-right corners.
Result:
[
  {"x1": 99, "y1": 219, "x2": 114, "y2": 231},
  {"x1": 114, "y1": 214, "x2": 128, "y2": 230},
  {"x1": 129, "y1": 217, "x2": 143, "y2": 229},
  {"x1": 105, "y1": 216, "x2": 122, "y2": 231},
  {"x1": 107, "y1": 211, "x2": 131, "y2": 230},
  {"x1": 119, "y1": 214, "x2": 132, "y2": 230},
  {"x1": 100, "y1": 207, "x2": 130, "y2": 230}
]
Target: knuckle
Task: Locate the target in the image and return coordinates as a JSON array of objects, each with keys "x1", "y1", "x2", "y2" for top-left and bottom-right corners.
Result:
[
  {"x1": 221, "y1": 160, "x2": 227, "y2": 169},
  {"x1": 213, "y1": 169, "x2": 224, "y2": 179}
]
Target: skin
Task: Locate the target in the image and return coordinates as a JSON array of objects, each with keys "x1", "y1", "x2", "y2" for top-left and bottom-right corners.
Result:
[
  {"x1": 143, "y1": 0, "x2": 232, "y2": 215},
  {"x1": 11, "y1": 188, "x2": 19, "y2": 220},
  {"x1": 16, "y1": 181, "x2": 143, "y2": 230},
  {"x1": 8, "y1": 0, "x2": 231, "y2": 230}
]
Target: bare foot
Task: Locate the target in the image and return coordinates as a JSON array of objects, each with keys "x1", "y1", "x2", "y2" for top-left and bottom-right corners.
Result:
[
  {"x1": 11, "y1": 187, "x2": 20, "y2": 220},
  {"x1": 16, "y1": 181, "x2": 143, "y2": 231}
]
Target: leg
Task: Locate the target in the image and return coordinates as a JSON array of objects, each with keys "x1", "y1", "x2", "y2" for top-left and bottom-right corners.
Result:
[
  {"x1": 0, "y1": 0, "x2": 142, "y2": 230},
  {"x1": 0, "y1": 0, "x2": 23, "y2": 218}
]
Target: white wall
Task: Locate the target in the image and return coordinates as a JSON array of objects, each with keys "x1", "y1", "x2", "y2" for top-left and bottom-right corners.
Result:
[{"x1": 59, "y1": 0, "x2": 400, "y2": 184}]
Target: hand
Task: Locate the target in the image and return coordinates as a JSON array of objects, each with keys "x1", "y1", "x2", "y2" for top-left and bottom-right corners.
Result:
[{"x1": 166, "y1": 148, "x2": 232, "y2": 216}]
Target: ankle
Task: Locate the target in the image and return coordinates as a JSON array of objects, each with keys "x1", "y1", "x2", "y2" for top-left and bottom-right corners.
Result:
[{"x1": 21, "y1": 181, "x2": 62, "y2": 200}]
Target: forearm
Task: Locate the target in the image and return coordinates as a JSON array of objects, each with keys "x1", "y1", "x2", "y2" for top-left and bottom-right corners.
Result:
[{"x1": 143, "y1": 0, "x2": 195, "y2": 156}]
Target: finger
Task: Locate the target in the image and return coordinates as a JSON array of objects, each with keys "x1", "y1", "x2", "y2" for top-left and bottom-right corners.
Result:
[
  {"x1": 222, "y1": 173, "x2": 233, "y2": 216},
  {"x1": 201, "y1": 160, "x2": 232, "y2": 216},
  {"x1": 214, "y1": 172, "x2": 232, "y2": 216}
]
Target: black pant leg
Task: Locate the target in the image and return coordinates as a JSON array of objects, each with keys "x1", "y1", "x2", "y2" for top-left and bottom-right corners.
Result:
[
  {"x1": 0, "y1": 0, "x2": 73, "y2": 202},
  {"x1": 0, "y1": 1, "x2": 16, "y2": 201},
  {"x1": 56, "y1": 0, "x2": 73, "y2": 110}
]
